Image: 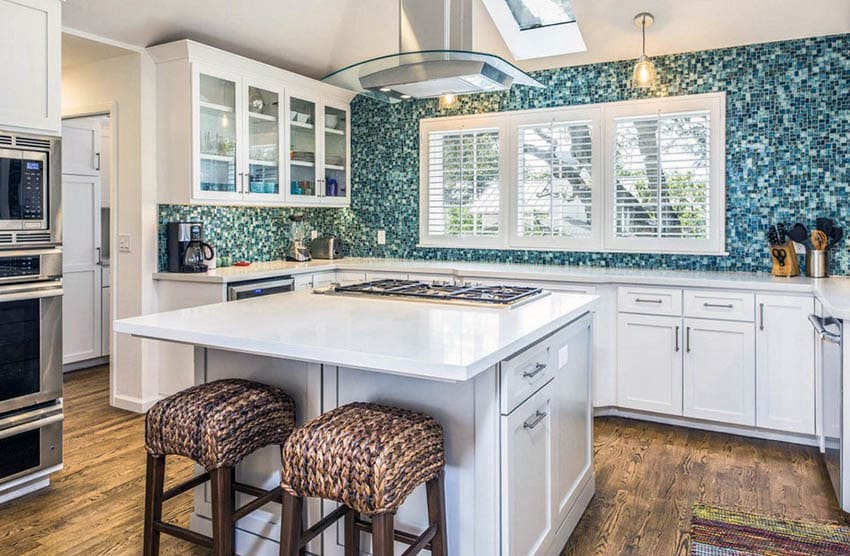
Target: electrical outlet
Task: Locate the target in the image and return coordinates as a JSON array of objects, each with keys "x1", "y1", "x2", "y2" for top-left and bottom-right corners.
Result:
[
  {"x1": 310, "y1": 230, "x2": 319, "y2": 240},
  {"x1": 118, "y1": 233, "x2": 131, "y2": 253},
  {"x1": 377, "y1": 230, "x2": 386, "y2": 245},
  {"x1": 794, "y1": 241, "x2": 806, "y2": 255}
]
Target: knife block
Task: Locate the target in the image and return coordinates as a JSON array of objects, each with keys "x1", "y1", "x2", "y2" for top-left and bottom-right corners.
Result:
[{"x1": 770, "y1": 242, "x2": 800, "y2": 277}]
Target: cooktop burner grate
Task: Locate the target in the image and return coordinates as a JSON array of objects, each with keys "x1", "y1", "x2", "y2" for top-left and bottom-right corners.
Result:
[{"x1": 331, "y1": 279, "x2": 545, "y2": 306}]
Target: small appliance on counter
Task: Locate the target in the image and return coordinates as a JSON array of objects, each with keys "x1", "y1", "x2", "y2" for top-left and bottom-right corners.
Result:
[
  {"x1": 167, "y1": 222, "x2": 215, "y2": 273},
  {"x1": 311, "y1": 237, "x2": 343, "y2": 259},
  {"x1": 286, "y1": 214, "x2": 311, "y2": 262}
]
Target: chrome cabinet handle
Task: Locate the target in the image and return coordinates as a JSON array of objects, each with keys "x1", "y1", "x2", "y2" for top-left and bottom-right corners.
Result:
[
  {"x1": 759, "y1": 303, "x2": 765, "y2": 330},
  {"x1": 522, "y1": 362, "x2": 546, "y2": 379},
  {"x1": 675, "y1": 325, "x2": 680, "y2": 352},
  {"x1": 523, "y1": 410, "x2": 547, "y2": 430},
  {"x1": 808, "y1": 314, "x2": 842, "y2": 344},
  {"x1": 0, "y1": 413, "x2": 63, "y2": 440},
  {"x1": 686, "y1": 327, "x2": 691, "y2": 353},
  {"x1": 704, "y1": 302, "x2": 733, "y2": 309},
  {"x1": 95, "y1": 152, "x2": 101, "y2": 171},
  {"x1": 635, "y1": 298, "x2": 662, "y2": 304},
  {"x1": 96, "y1": 247, "x2": 102, "y2": 265}
]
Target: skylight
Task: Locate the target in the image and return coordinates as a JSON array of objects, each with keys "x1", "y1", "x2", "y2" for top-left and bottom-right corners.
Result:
[{"x1": 505, "y1": 0, "x2": 576, "y2": 31}]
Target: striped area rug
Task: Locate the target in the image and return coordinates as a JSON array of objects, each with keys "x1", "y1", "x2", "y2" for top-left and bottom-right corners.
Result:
[{"x1": 689, "y1": 504, "x2": 850, "y2": 555}]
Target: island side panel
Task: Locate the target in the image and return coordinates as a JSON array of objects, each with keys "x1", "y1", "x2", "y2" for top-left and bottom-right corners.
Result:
[
  {"x1": 321, "y1": 364, "x2": 500, "y2": 556},
  {"x1": 189, "y1": 347, "x2": 324, "y2": 556}
]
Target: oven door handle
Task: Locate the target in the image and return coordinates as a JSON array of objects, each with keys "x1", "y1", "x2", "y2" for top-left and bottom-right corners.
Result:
[
  {"x1": 0, "y1": 280, "x2": 63, "y2": 303},
  {"x1": 808, "y1": 314, "x2": 842, "y2": 344},
  {"x1": 0, "y1": 413, "x2": 63, "y2": 440}
]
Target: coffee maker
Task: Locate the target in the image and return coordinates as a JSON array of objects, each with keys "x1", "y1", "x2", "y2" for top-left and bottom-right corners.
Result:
[{"x1": 167, "y1": 222, "x2": 215, "y2": 273}]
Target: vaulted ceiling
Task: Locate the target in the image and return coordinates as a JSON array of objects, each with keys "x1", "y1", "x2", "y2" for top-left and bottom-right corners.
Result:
[{"x1": 62, "y1": 0, "x2": 850, "y2": 78}]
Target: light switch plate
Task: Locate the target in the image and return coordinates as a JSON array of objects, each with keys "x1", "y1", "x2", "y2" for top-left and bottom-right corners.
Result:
[
  {"x1": 310, "y1": 230, "x2": 319, "y2": 240},
  {"x1": 377, "y1": 230, "x2": 386, "y2": 245},
  {"x1": 118, "y1": 233, "x2": 131, "y2": 253},
  {"x1": 794, "y1": 241, "x2": 806, "y2": 255}
]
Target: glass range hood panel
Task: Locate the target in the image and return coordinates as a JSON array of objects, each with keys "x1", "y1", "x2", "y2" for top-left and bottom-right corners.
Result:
[
  {"x1": 322, "y1": 50, "x2": 544, "y2": 103},
  {"x1": 506, "y1": 0, "x2": 576, "y2": 31}
]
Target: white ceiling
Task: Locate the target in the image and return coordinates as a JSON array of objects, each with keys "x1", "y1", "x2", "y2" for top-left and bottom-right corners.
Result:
[{"x1": 62, "y1": 0, "x2": 850, "y2": 78}]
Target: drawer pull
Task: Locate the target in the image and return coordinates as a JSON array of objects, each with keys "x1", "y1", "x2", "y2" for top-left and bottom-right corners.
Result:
[
  {"x1": 635, "y1": 298, "x2": 663, "y2": 304},
  {"x1": 703, "y1": 302, "x2": 734, "y2": 309},
  {"x1": 522, "y1": 362, "x2": 547, "y2": 379},
  {"x1": 523, "y1": 410, "x2": 547, "y2": 430}
]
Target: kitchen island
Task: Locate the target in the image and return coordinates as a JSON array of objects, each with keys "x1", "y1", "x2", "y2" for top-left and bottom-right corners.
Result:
[{"x1": 114, "y1": 288, "x2": 598, "y2": 555}]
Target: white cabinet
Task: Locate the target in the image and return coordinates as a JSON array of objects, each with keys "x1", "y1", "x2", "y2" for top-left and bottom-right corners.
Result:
[
  {"x1": 756, "y1": 294, "x2": 816, "y2": 434},
  {"x1": 683, "y1": 318, "x2": 755, "y2": 425},
  {"x1": 617, "y1": 313, "x2": 683, "y2": 415},
  {"x1": 0, "y1": 0, "x2": 61, "y2": 135},
  {"x1": 151, "y1": 40, "x2": 354, "y2": 207},
  {"x1": 501, "y1": 381, "x2": 553, "y2": 556}
]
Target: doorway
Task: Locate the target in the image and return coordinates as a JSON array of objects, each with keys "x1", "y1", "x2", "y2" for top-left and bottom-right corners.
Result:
[{"x1": 61, "y1": 115, "x2": 112, "y2": 371}]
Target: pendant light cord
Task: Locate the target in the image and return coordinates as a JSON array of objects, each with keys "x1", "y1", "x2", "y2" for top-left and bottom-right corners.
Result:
[
  {"x1": 398, "y1": 0, "x2": 403, "y2": 54},
  {"x1": 641, "y1": 15, "x2": 647, "y2": 57}
]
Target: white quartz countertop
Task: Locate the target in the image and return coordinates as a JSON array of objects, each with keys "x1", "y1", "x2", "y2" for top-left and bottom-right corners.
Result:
[{"x1": 114, "y1": 290, "x2": 598, "y2": 382}]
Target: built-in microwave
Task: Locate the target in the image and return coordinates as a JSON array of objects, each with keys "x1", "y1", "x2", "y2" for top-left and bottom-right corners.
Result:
[{"x1": 0, "y1": 132, "x2": 61, "y2": 247}]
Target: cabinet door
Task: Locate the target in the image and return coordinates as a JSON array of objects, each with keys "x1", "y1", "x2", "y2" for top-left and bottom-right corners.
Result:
[
  {"x1": 287, "y1": 93, "x2": 320, "y2": 202},
  {"x1": 552, "y1": 315, "x2": 593, "y2": 524},
  {"x1": 501, "y1": 383, "x2": 553, "y2": 556},
  {"x1": 193, "y1": 65, "x2": 243, "y2": 201},
  {"x1": 61, "y1": 174, "x2": 102, "y2": 364},
  {"x1": 0, "y1": 0, "x2": 60, "y2": 134},
  {"x1": 683, "y1": 318, "x2": 755, "y2": 425},
  {"x1": 756, "y1": 294, "x2": 816, "y2": 434},
  {"x1": 321, "y1": 103, "x2": 350, "y2": 205},
  {"x1": 243, "y1": 79, "x2": 285, "y2": 203},
  {"x1": 617, "y1": 313, "x2": 682, "y2": 415},
  {"x1": 62, "y1": 119, "x2": 100, "y2": 176}
]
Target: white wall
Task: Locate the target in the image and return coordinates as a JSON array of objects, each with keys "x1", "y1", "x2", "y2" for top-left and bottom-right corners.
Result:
[{"x1": 62, "y1": 51, "x2": 160, "y2": 411}]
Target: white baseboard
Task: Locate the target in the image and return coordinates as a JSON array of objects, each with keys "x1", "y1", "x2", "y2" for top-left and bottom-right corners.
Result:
[
  {"x1": 594, "y1": 406, "x2": 819, "y2": 447},
  {"x1": 63, "y1": 356, "x2": 109, "y2": 373},
  {"x1": 110, "y1": 393, "x2": 159, "y2": 413}
]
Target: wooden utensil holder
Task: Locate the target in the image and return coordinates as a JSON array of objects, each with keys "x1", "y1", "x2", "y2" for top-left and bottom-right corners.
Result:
[{"x1": 770, "y1": 242, "x2": 800, "y2": 277}]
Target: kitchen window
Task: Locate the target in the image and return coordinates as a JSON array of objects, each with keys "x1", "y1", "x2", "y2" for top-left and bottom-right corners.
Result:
[{"x1": 419, "y1": 92, "x2": 726, "y2": 254}]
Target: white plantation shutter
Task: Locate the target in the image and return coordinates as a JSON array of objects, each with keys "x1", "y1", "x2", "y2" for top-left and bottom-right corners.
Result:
[
  {"x1": 613, "y1": 111, "x2": 712, "y2": 240},
  {"x1": 427, "y1": 128, "x2": 501, "y2": 238},
  {"x1": 517, "y1": 120, "x2": 594, "y2": 238}
]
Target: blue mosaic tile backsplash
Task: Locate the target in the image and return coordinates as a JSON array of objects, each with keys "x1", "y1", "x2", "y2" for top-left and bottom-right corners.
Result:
[{"x1": 160, "y1": 34, "x2": 850, "y2": 274}]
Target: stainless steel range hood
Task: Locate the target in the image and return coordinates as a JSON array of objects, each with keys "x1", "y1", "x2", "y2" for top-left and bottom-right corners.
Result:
[{"x1": 322, "y1": 0, "x2": 544, "y2": 102}]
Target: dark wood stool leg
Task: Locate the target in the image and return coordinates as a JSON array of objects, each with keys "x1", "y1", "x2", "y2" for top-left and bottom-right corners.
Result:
[
  {"x1": 426, "y1": 471, "x2": 448, "y2": 556},
  {"x1": 371, "y1": 512, "x2": 395, "y2": 556},
  {"x1": 143, "y1": 454, "x2": 165, "y2": 556},
  {"x1": 344, "y1": 507, "x2": 360, "y2": 556},
  {"x1": 280, "y1": 490, "x2": 303, "y2": 556},
  {"x1": 211, "y1": 466, "x2": 235, "y2": 556}
]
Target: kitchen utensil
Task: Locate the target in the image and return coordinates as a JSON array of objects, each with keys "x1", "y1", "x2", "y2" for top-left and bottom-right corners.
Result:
[
  {"x1": 828, "y1": 227, "x2": 844, "y2": 250},
  {"x1": 812, "y1": 230, "x2": 829, "y2": 251},
  {"x1": 767, "y1": 225, "x2": 780, "y2": 246},
  {"x1": 777, "y1": 223, "x2": 786, "y2": 244},
  {"x1": 817, "y1": 217, "x2": 835, "y2": 237},
  {"x1": 787, "y1": 223, "x2": 809, "y2": 245},
  {"x1": 771, "y1": 248, "x2": 787, "y2": 267},
  {"x1": 233, "y1": 261, "x2": 251, "y2": 267},
  {"x1": 807, "y1": 249, "x2": 828, "y2": 278}
]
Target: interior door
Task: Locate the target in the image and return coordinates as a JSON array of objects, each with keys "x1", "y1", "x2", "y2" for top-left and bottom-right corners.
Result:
[
  {"x1": 683, "y1": 318, "x2": 755, "y2": 425},
  {"x1": 61, "y1": 118, "x2": 103, "y2": 365}
]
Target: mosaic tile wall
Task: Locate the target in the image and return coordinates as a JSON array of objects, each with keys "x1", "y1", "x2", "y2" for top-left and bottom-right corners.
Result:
[{"x1": 159, "y1": 34, "x2": 850, "y2": 274}]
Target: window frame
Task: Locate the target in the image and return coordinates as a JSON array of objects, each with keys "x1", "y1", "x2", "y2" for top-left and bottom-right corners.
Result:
[{"x1": 417, "y1": 92, "x2": 727, "y2": 255}]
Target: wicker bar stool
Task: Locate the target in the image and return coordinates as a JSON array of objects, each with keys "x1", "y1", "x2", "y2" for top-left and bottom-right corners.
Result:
[
  {"x1": 279, "y1": 402, "x2": 447, "y2": 556},
  {"x1": 142, "y1": 379, "x2": 296, "y2": 556}
]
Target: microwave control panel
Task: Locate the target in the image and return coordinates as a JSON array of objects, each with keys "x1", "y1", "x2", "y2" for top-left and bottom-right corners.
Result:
[{"x1": 21, "y1": 160, "x2": 44, "y2": 221}]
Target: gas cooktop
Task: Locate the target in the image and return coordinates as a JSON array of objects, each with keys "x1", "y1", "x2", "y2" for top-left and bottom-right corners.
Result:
[{"x1": 319, "y1": 279, "x2": 548, "y2": 308}]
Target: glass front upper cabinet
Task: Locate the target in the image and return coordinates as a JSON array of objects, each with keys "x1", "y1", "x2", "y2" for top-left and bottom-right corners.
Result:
[
  {"x1": 323, "y1": 105, "x2": 348, "y2": 199},
  {"x1": 289, "y1": 96, "x2": 317, "y2": 198},
  {"x1": 246, "y1": 85, "x2": 280, "y2": 198},
  {"x1": 198, "y1": 73, "x2": 238, "y2": 194}
]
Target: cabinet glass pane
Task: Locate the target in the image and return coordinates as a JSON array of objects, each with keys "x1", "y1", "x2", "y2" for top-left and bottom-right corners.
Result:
[
  {"x1": 324, "y1": 106, "x2": 347, "y2": 198},
  {"x1": 247, "y1": 86, "x2": 280, "y2": 195},
  {"x1": 289, "y1": 97, "x2": 316, "y2": 196},
  {"x1": 199, "y1": 74, "x2": 237, "y2": 193}
]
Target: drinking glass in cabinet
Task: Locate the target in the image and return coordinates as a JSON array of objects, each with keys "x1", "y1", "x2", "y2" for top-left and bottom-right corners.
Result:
[
  {"x1": 199, "y1": 74, "x2": 237, "y2": 193},
  {"x1": 324, "y1": 106, "x2": 347, "y2": 197},
  {"x1": 290, "y1": 97, "x2": 316, "y2": 196},
  {"x1": 248, "y1": 86, "x2": 280, "y2": 195}
]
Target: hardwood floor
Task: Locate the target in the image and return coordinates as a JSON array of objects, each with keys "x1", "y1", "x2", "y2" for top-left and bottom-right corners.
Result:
[{"x1": 0, "y1": 367, "x2": 844, "y2": 555}]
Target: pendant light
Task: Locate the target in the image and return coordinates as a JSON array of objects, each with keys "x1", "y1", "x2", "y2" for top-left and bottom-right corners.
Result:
[{"x1": 631, "y1": 12, "x2": 657, "y2": 88}]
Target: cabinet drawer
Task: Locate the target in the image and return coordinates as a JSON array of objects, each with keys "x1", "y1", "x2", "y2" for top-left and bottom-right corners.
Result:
[
  {"x1": 501, "y1": 341, "x2": 553, "y2": 415},
  {"x1": 684, "y1": 290, "x2": 754, "y2": 322},
  {"x1": 294, "y1": 274, "x2": 314, "y2": 290},
  {"x1": 618, "y1": 286, "x2": 682, "y2": 316},
  {"x1": 335, "y1": 270, "x2": 367, "y2": 284}
]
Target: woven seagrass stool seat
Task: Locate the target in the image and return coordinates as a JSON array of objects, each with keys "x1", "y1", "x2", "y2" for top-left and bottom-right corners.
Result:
[
  {"x1": 279, "y1": 402, "x2": 447, "y2": 556},
  {"x1": 142, "y1": 379, "x2": 296, "y2": 556}
]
